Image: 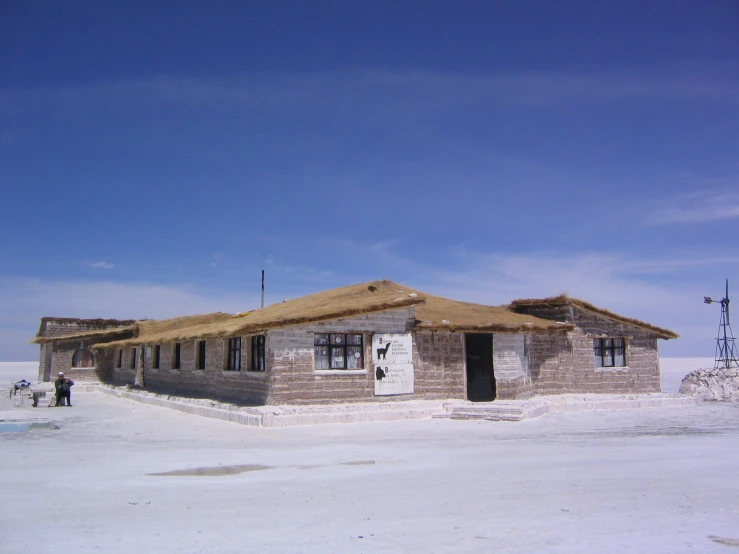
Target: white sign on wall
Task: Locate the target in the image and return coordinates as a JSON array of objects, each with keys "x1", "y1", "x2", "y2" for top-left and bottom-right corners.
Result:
[
  {"x1": 372, "y1": 334, "x2": 413, "y2": 364},
  {"x1": 372, "y1": 334, "x2": 414, "y2": 396}
]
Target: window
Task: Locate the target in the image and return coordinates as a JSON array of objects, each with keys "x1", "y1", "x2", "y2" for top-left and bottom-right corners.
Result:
[
  {"x1": 314, "y1": 333, "x2": 363, "y2": 370},
  {"x1": 117, "y1": 349, "x2": 123, "y2": 368},
  {"x1": 226, "y1": 337, "x2": 242, "y2": 371},
  {"x1": 251, "y1": 335, "x2": 265, "y2": 372},
  {"x1": 594, "y1": 338, "x2": 626, "y2": 368},
  {"x1": 130, "y1": 347, "x2": 137, "y2": 369},
  {"x1": 72, "y1": 349, "x2": 95, "y2": 368},
  {"x1": 153, "y1": 345, "x2": 160, "y2": 369},
  {"x1": 173, "y1": 342, "x2": 181, "y2": 370},
  {"x1": 197, "y1": 340, "x2": 207, "y2": 370}
]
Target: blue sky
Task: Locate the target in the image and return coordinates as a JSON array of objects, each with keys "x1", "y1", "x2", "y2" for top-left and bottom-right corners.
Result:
[{"x1": 1, "y1": 1, "x2": 738, "y2": 360}]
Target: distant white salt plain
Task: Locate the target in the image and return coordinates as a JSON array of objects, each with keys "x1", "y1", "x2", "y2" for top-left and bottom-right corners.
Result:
[
  {"x1": 0, "y1": 362, "x2": 38, "y2": 385},
  {"x1": 0, "y1": 358, "x2": 715, "y2": 393}
]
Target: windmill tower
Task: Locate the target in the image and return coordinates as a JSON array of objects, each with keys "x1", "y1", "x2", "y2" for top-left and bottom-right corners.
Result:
[{"x1": 704, "y1": 279, "x2": 739, "y2": 369}]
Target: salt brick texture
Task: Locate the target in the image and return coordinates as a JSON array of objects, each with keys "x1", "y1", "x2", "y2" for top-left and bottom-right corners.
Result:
[
  {"x1": 492, "y1": 334, "x2": 533, "y2": 400},
  {"x1": 106, "y1": 338, "x2": 270, "y2": 405},
  {"x1": 267, "y1": 308, "x2": 417, "y2": 405},
  {"x1": 37, "y1": 318, "x2": 134, "y2": 382},
  {"x1": 413, "y1": 331, "x2": 466, "y2": 399},
  {"x1": 100, "y1": 308, "x2": 477, "y2": 405},
  {"x1": 518, "y1": 304, "x2": 661, "y2": 395},
  {"x1": 40, "y1": 302, "x2": 666, "y2": 405},
  {"x1": 104, "y1": 308, "x2": 419, "y2": 405}
]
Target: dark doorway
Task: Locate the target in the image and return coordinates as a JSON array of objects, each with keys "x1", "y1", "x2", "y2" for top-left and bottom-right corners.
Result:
[{"x1": 465, "y1": 334, "x2": 495, "y2": 402}]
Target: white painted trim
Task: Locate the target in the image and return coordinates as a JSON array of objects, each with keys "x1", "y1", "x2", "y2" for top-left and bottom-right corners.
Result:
[
  {"x1": 314, "y1": 369, "x2": 367, "y2": 376},
  {"x1": 595, "y1": 366, "x2": 630, "y2": 372}
]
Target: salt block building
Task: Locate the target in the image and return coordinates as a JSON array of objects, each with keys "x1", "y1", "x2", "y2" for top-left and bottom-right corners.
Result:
[
  {"x1": 33, "y1": 280, "x2": 678, "y2": 404},
  {"x1": 35, "y1": 317, "x2": 136, "y2": 383}
]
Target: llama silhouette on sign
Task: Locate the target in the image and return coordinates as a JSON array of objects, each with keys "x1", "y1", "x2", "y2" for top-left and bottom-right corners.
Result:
[{"x1": 376, "y1": 342, "x2": 392, "y2": 360}]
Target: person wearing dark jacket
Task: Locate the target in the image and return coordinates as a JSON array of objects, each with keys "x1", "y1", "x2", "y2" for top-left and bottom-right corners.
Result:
[{"x1": 54, "y1": 372, "x2": 74, "y2": 407}]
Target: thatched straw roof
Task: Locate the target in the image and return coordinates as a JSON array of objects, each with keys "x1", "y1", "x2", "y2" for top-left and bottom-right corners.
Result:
[
  {"x1": 96, "y1": 280, "x2": 426, "y2": 347},
  {"x1": 415, "y1": 294, "x2": 573, "y2": 333},
  {"x1": 510, "y1": 295, "x2": 678, "y2": 339},
  {"x1": 33, "y1": 281, "x2": 578, "y2": 348},
  {"x1": 32, "y1": 326, "x2": 137, "y2": 345},
  {"x1": 39, "y1": 316, "x2": 136, "y2": 326},
  {"x1": 99, "y1": 312, "x2": 234, "y2": 347},
  {"x1": 31, "y1": 314, "x2": 232, "y2": 345}
]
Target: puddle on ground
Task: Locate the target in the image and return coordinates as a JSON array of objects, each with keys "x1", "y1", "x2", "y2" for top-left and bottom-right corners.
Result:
[
  {"x1": 148, "y1": 464, "x2": 273, "y2": 477},
  {"x1": 709, "y1": 536, "x2": 739, "y2": 548},
  {"x1": 341, "y1": 460, "x2": 376, "y2": 466},
  {"x1": 0, "y1": 421, "x2": 59, "y2": 433}
]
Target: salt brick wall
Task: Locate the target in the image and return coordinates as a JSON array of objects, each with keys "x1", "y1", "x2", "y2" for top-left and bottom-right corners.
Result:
[
  {"x1": 493, "y1": 334, "x2": 533, "y2": 400},
  {"x1": 39, "y1": 344, "x2": 49, "y2": 381},
  {"x1": 50, "y1": 345, "x2": 107, "y2": 383},
  {"x1": 92, "y1": 349, "x2": 115, "y2": 383},
  {"x1": 37, "y1": 318, "x2": 134, "y2": 382},
  {"x1": 521, "y1": 305, "x2": 661, "y2": 395},
  {"x1": 108, "y1": 307, "x2": 474, "y2": 405},
  {"x1": 101, "y1": 322, "x2": 550, "y2": 404},
  {"x1": 102, "y1": 307, "x2": 416, "y2": 405},
  {"x1": 79, "y1": 302, "x2": 664, "y2": 404},
  {"x1": 107, "y1": 339, "x2": 270, "y2": 404},
  {"x1": 268, "y1": 328, "x2": 469, "y2": 405},
  {"x1": 412, "y1": 331, "x2": 466, "y2": 399},
  {"x1": 268, "y1": 308, "x2": 417, "y2": 405}
]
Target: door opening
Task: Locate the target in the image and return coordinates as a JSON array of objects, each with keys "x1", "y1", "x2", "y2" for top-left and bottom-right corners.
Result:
[{"x1": 465, "y1": 334, "x2": 495, "y2": 402}]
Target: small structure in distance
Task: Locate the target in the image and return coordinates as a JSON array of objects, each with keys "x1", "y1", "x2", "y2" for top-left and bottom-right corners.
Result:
[{"x1": 704, "y1": 279, "x2": 739, "y2": 369}]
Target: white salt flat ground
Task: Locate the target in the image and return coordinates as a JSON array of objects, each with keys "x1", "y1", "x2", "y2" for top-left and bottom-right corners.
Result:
[{"x1": 1, "y1": 356, "x2": 738, "y2": 554}]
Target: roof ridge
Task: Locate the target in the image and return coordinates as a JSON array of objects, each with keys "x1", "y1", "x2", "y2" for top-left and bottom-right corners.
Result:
[{"x1": 510, "y1": 295, "x2": 678, "y2": 339}]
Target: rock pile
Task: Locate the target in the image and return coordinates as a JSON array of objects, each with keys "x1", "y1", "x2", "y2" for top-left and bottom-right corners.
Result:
[{"x1": 680, "y1": 366, "x2": 739, "y2": 402}]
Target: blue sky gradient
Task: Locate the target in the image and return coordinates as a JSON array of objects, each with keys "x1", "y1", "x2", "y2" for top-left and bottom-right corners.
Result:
[{"x1": 1, "y1": 1, "x2": 738, "y2": 359}]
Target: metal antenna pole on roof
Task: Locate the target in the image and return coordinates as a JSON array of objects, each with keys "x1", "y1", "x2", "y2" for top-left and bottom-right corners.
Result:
[
  {"x1": 704, "y1": 278, "x2": 739, "y2": 369},
  {"x1": 261, "y1": 270, "x2": 265, "y2": 309}
]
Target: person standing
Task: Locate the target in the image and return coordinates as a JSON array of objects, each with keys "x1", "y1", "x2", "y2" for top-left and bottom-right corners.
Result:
[{"x1": 54, "y1": 372, "x2": 74, "y2": 407}]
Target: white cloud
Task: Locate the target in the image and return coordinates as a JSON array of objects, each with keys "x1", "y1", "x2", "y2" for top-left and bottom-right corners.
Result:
[
  {"x1": 275, "y1": 237, "x2": 729, "y2": 358},
  {"x1": 2, "y1": 64, "x2": 737, "y2": 119},
  {"x1": 413, "y1": 251, "x2": 727, "y2": 358},
  {"x1": 3, "y1": 245, "x2": 733, "y2": 360},
  {"x1": 89, "y1": 261, "x2": 115, "y2": 269},
  {"x1": 648, "y1": 191, "x2": 739, "y2": 225},
  {"x1": 0, "y1": 278, "x2": 262, "y2": 361}
]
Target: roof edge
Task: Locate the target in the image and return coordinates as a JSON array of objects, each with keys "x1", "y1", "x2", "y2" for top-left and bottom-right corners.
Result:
[
  {"x1": 414, "y1": 321, "x2": 575, "y2": 333},
  {"x1": 93, "y1": 299, "x2": 426, "y2": 348},
  {"x1": 510, "y1": 295, "x2": 679, "y2": 339},
  {"x1": 32, "y1": 326, "x2": 138, "y2": 345}
]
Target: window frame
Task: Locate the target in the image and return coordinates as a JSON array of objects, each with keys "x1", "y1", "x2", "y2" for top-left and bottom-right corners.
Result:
[
  {"x1": 197, "y1": 340, "x2": 207, "y2": 370},
  {"x1": 71, "y1": 348, "x2": 95, "y2": 369},
  {"x1": 251, "y1": 335, "x2": 266, "y2": 372},
  {"x1": 314, "y1": 333, "x2": 364, "y2": 370},
  {"x1": 116, "y1": 349, "x2": 123, "y2": 368},
  {"x1": 153, "y1": 345, "x2": 161, "y2": 370},
  {"x1": 593, "y1": 337, "x2": 626, "y2": 368},
  {"x1": 173, "y1": 342, "x2": 181, "y2": 370},
  {"x1": 130, "y1": 347, "x2": 137, "y2": 369},
  {"x1": 226, "y1": 337, "x2": 242, "y2": 371}
]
